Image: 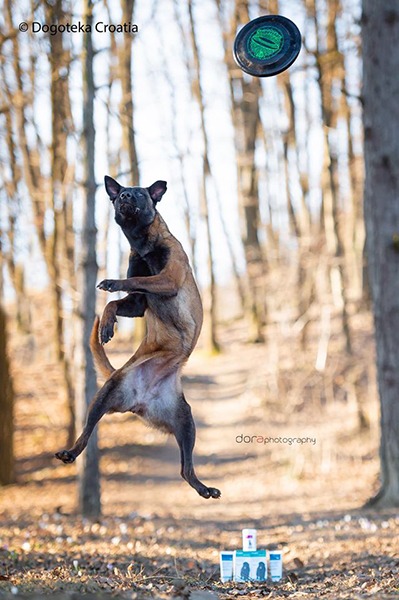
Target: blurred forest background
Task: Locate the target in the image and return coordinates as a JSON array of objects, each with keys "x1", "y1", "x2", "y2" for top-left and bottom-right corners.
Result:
[{"x1": 1, "y1": 0, "x2": 399, "y2": 597}]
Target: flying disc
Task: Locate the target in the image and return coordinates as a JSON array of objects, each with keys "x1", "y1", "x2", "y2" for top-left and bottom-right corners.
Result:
[{"x1": 233, "y1": 15, "x2": 301, "y2": 77}]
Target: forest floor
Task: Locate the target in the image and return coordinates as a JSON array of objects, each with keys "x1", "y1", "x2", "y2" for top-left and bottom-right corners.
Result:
[{"x1": 1, "y1": 295, "x2": 399, "y2": 599}]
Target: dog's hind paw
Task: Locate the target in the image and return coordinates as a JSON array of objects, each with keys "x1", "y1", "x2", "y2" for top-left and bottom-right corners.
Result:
[
  {"x1": 208, "y1": 487, "x2": 221, "y2": 499},
  {"x1": 55, "y1": 450, "x2": 76, "y2": 464},
  {"x1": 197, "y1": 485, "x2": 221, "y2": 499}
]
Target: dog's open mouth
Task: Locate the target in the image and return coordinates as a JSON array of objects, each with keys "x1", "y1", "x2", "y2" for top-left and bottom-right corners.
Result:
[{"x1": 119, "y1": 204, "x2": 141, "y2": 217}]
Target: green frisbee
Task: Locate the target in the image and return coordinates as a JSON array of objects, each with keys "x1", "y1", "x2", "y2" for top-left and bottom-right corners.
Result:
[{"x1": 233, "y1": 15, "x2": 301, "y2": 77}]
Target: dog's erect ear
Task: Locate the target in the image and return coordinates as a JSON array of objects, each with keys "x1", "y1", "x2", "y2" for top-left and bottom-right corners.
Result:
[
  {"x1": 104, "y1": 175, "x2": 122, "y2": 201},
  {"x1": 148, "y1": 180, "x2": 167, "y2": 204}
]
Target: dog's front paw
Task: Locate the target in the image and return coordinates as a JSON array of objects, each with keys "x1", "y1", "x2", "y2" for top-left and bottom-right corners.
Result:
[
  {"x1": 97, "y1": 279, "x2": 121, "y2": 293},
  {"x1": 55, "y1": 450, "x2": 76, "y2": 464}
]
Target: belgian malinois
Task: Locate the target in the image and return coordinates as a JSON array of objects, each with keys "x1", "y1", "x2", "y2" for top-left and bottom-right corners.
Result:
[{"x1": 55, "y1": 176, "x2": 221, "y2": 499}]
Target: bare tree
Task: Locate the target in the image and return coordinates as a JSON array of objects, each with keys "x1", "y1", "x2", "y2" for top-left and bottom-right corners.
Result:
[
  {"x1": 118, "y1": 0, "x2": 146, "y2": 346},
  {"x1": 362, "y1": 0, "x2": 399, "y2": 508},
  {"x1": 46, "y1": 0, "x2": 76, "y2": 446},
  {"x1": 119, "y1": 0, "x2": 139, "y2": 184},
  {"x1": 308, "y1": 0, "x2": 353, "y2": 354},
  {"x1": 0, "y1": 302, "x2": 14, "y2": 486},
  {"x1": 220, "y1": 0, "x2": 266, "y2": 342},
  {"x1": 2, "y1": 0, "x2": 75, "y2": 444},
  {"x1": 188, "y1": 0, "x2": 220, "y2": 352},
  {"x1": 75, "y1": 0, "x2": 101, "y2": 517}
]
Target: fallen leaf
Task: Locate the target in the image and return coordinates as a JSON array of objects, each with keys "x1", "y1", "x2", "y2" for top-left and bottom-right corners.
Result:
[{"x1": 293, "y1": 557, "x2": 304, "y2": 568}]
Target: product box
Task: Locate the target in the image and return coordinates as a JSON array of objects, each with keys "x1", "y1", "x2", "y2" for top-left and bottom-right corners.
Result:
[
  {"x1": 233, "y1": 549, "x2": 267, "y2": 582},
  {"x1": 219, "y1": 551, "x2": 234, "y2": 582},
  {"x1": 269, "y1": 550, "x2": 283, "y2": 581}
]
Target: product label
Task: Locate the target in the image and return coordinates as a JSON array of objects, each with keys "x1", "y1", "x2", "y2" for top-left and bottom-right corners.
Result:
[{"x1": 234, "y1": 550, "x2": 267, "y2": 582}]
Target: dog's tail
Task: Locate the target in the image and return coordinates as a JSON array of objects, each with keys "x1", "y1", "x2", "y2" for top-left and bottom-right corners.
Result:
[{"x1": 90, "y1": 316, "x2": 115, "y2": 379}]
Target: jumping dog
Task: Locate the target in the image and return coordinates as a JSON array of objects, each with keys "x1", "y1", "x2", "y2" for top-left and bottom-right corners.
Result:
[{"x1": 55, "y1": 176, "x2": 221, "y2": 499}]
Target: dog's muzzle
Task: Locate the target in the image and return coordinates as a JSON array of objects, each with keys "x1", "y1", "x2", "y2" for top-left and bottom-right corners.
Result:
[{"x1": 120, "y1": 203, "x2": 141, "y2": 217}]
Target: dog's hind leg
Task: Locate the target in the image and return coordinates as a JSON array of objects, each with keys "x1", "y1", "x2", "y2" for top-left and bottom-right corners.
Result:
[
  {"x1": 55, "y1": 378, "x2": 118, "y2": 464},
  {"x1": 173, "y1": 395, "x2": 221, "y2": 499}
]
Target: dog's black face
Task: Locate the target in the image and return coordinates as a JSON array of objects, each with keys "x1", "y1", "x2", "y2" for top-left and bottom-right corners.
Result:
[{"x1": 104, "y1": 176, "x2": 167, "y2": 230}]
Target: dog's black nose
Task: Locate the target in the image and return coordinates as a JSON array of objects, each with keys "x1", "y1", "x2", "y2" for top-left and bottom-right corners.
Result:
[{"x1": 120, "y1": 191, "x2": 132, "y2": 200}]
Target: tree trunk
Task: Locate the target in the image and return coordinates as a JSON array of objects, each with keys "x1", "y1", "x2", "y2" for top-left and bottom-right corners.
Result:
[
  {"x1": 75, "y1": 0, "x2": 101, "y2": 517},
  {"x1": 47, "y1": 0, "x2": 76, "y2": 447},
  {"x1": 119, "y1": 0, "x2": 139, "y2": 184},
  {"x1": 188, "y1": 0, "x2": 220, "y2": 353},
  {"x1": 362, "y1": 0, "x2": 399, "y2": 508},
  {"x1": 4, "y1": 0, "x2": 75, "y2": 445},
  {"x1": 2, "y1": 94, "x2": 31, "y2": 335},
  {"x1": 0, "y1": 303, "x2": 14, "y2": 486},
  {"x1": 118, "y1": 0, "x2": 145, "y2": 348},
  {"x1": 279, "y1": 70, "x2": 314, "y2": 349},
  {"x1": 310, "y1": 0, "x2": 353, "y2": 354},
  {"x1": 221, "y1": 0, "x2": 266, "y2": 342}
]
